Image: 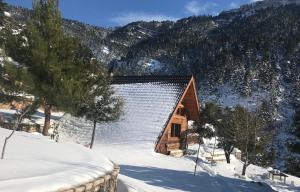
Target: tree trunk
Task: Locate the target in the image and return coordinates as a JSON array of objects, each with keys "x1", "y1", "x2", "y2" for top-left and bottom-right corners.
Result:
[
  {"x1": 194, "y1": 142, "x2": 200, "y2": 176},
  {"x1": 90, "y1": 120, "x2": 97, "y2": 149},
  {"x1": 194, "y1": 136, "x2": 202, "y2": 176},
  {"x1": 43, "y1": 103, "x2": 52, "y2": 136},
  {"x1": 225, "y1": 152, "x2": 231, "y2": 164},
  {"x1": 211, "y1": 135, "x2": 217, "y2": 167},
  {"x1": 224, "y1": 146, "x2": 234, "y2": 164},
  {"x1": 1, "y1": 133, "x2": 13, "y2": 159},
  {"x1": 185, "y1": 129, "x2": 189, "y2": 151},
  {"x1": 242, "y1": 163, "x2": 247, "y2": 176},
  {"x1": 1, "y1": 107, "x2": 30, "y2": 159}
]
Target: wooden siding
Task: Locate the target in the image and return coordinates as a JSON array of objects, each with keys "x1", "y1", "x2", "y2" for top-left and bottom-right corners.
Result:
[{"x1": 155, "y1": 77, "x2": 200, "y2": 154}]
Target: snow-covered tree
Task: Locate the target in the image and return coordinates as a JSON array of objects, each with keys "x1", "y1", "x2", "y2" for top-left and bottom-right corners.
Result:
[
  {"x1": 195, "y1": 102, "x2": 236, "y2": 164},
  {"x1": 286, "y1": 108, "x2": 300, "y2": 176},
  {"x1": 76, "y1": 67, "x2": 123, "y2": 149},
  {"x1": 194, "y1": 102, "x2": 219, "y2": 140}
]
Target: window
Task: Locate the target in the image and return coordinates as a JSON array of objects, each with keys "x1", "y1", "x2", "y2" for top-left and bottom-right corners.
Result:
[
  {"x1": 171, "y1": 123, "x2": 181, "y2": 137},
  {"x1": 176, "y1": 108, "x2": 185, "y2": 116}
]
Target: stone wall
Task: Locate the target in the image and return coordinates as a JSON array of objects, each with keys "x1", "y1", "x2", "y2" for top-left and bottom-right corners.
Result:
[{"x1": 58, "y1": 165, "x2": 120, "y2": 192}]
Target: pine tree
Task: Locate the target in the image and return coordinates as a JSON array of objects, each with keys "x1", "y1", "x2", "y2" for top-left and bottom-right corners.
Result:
[
  {"x1": 0, "y1": 1, "x2": 33, "y2": 103},
  {"x1": 0, "y1": 1, "x2": 41, "y2": 158},
  {"x1": 195, "y1": 102, "x2": 236, "y2": 164},
  {"x1": 294, "y1": 108, "x2": 300, "y2": 139},
  {"x1": 286, "y1": 108, "x2": 300, "y2": 176},
  {"x1": 217, "y1": 108, "x2": 236, "y2": 164},
  {"x1": 195, "y1": 102, "x2": 236, "y2": 163},
  {"x1": 5, "y1": 0, "x2": 95, "y2": 135},
  {"x1": 76, "y1": 65, "x2": 123, "y2": 149},
  {"x1": 0, "y1": 0, "x2": 6, "y2": 26},
  {"x1": 233, "y1": 106, "x2": 267, "y2": 175},
  {"x1": 194, "y1": 102, "x2": 219, "y2": 139}
]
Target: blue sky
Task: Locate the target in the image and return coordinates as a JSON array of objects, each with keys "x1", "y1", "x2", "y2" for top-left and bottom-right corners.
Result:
[{"x1": 6, "y1": 0, "x2": 261, "y2": 27}]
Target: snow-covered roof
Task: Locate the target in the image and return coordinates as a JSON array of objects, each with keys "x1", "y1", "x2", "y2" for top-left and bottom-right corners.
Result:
[{"x1": 59, "y1": 76, "x2": 192, "y2": 146}]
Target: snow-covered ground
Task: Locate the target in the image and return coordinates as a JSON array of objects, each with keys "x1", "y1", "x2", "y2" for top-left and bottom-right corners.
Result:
[
  {"x1": 189, "y1": 143, "x2": 300, "y2": 192},
  {"x1": 1, "y1": 122, "x2": 299, "y2": 192},
  {"x1": 94, "y1": 142, "x2": 300, "y2": 192},
  {"x1": 92, "y1": 124, "x2": 300, "y2": 192},
  {"x1": 0, "y1": 128, "x2": 114, "y2": 192},
  {"x1": 55, "y1": 81, "x2": 300, "y2": 192},
  {"x1": 95, "y1": 142, "x2": 277, "y2": 192}
]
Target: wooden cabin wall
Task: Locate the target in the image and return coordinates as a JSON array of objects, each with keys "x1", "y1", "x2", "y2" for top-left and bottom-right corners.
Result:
[
  {"x1": 181, "y1": 81, "x2": 200, "y2": 122},
  {"x1": 167, "y1": 112, "x2": 188, "y2": 150},
  {"x1": 156, "y1": 111, "x2": 188, "y2": 154},
  {"x1": 156, "y1": 132, "x2": 169, "y2": 154},
  {"x1": 155, "y1": 79, "x2": 200, "y2": 155}
]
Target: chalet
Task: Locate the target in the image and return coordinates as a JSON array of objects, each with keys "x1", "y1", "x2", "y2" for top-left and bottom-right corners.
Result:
[{"x1": 59, "y1": 75, "x2": 200, "y2": 156}]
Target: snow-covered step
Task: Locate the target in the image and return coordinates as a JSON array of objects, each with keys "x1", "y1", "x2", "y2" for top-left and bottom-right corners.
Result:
[
  {"x1": 205, "y1": 155, "x2": 227, "y2": 162},
  {"x1": 204, "y1": 151, "x2": 226, "y2": 162},
  {"x1": 170, "y1": 150, "x2": 184, "y2": 157}
]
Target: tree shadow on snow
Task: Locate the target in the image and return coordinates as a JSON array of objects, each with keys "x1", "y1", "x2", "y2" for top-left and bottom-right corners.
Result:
[
  {"x1": 120, "y1": 164, "x2": 275, "y2": 192},
  {"x1": 0, "y1": 110, "x2": 62, "y2": 121}
]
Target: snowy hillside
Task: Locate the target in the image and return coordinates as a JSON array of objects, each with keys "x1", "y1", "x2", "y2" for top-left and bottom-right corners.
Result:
[
  {"x1": 0, "y1": 128, "x2": 114, "y2": 192},
  {"x1": 190, "y1": 138, "x2": 300, "y2": 192},
  {"x1": 199, "y1": 81, "x2": 298, "y2": 171}
]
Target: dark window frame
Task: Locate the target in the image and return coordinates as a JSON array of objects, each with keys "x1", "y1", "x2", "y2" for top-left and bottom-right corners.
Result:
[{"x1": 171, "y1": 123, "x2": 181, "y2": 137}]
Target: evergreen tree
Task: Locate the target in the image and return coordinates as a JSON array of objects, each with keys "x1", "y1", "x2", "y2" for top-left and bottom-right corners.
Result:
[
  {"x1": 0, "y1": 1, "x2": 33, "y2": 103},
  {"x1": 233, "y1": 106, "x2": 267, "y2": 175},
  {"x1": 77, "y1": 66, "x2": 123, "y2": 149},
  {"x1": 194, "y1": 102, "x2": 219, "y2": 139},
  {"x1": 217, "y1": 108, "x2": 236, "y2": 164},
  {"x1": 286, "y1": 108, "x2": 300, "y2": 176},
  {"x1": 195, "y1": 102, "x2": 236, "y2": 163},
  {"x1": 256, "y1": 100, "x2": 276, "y2": 167},
  {"x1": 294, "y1": 108, "x2": 300, "y2": 139},
  {"x1": 5, "y1": 0, "x2": 95, "y2": 135},
  {"x1": 0, "y1": 0, "x2": 6, "y2": 26},
  {"x1": 0, "y1": 1, "x2": 41, "y2": 158}
]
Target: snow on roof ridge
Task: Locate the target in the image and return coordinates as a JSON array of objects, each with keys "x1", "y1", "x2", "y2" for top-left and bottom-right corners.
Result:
[{"x1": 112, "y1": 75, "x2": 193, "y2": 85}]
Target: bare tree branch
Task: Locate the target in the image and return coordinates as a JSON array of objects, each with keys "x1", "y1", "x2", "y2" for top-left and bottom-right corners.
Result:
[{"x1": 1, "y1": 106, "x2": 31, "y2": 159}]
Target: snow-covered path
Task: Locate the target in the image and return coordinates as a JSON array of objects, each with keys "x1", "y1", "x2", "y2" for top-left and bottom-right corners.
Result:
[{"x1": 94, "y1": 143, "x2": 273, "y2": 192}]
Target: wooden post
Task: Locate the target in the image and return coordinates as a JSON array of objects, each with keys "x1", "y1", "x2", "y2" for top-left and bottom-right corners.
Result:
[
  {"x1": 211, "y1": 135, "x2": 217, "y2": 167},
  {"x1": 90, "y1": 120, "x2": 97, "y2": 149},
  {"x1": 185, "y1": 129, "x2": 188, "y2": 152},
  {"x1": 193, "y1": 136, "x2": 201, "y2": 176}
]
